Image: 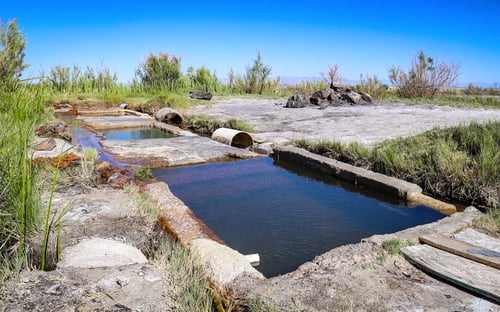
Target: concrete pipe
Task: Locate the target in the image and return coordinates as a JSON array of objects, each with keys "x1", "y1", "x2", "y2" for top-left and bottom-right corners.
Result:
[{"x1": 212, "y1": 128, "x2": 254, "y2": 148}]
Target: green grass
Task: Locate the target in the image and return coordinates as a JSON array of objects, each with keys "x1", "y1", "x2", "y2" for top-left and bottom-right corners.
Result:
[
  {"x1": 154, "y1": 238, "x2": 215, "y2": 312},
  {"x1": 296, "y1": 121, "x2": 500, "y2": 209},
  {"x1": 123, "y1": 183, "x2": 158, "y2": 222},
  {"x1": 472, "y1": 208, "x2": 500, "y2": 238},
  {"x1": 184, "y1": 114, "x2": 255, "y2": 135},
  {"x1": 0, "y1": 83, "x2": 51, "y2": 282}
]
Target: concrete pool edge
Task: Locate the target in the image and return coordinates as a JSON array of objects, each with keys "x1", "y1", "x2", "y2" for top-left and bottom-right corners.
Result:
[
  {"x1": 273, "y1": 145, "x2": 457, "y2": 214},
  {"x1": 143, "y1": 182, "x2": 266, "y2": 287}
]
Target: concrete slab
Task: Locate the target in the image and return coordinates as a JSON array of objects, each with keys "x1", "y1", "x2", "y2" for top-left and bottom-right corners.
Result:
[
  {"x1": 78, "y1": 115, "x2": 155, "y2": 130},
  {"x1": 31, "y1": 137, "x2": 81, "y2": 159},
  {"x1": 190, "y1": 238, "x2": 265, "y2": 286},
  {"x1": 100, "y1": 136, "x2": 260, "y2": 168},
  {"x1": 57, "y1": 237, "x2": 148, "y2": 269}
]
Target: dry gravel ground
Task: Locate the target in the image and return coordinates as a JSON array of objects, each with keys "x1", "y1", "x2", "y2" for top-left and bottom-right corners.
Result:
[{"x1": 185, "y1": 98, "x2": 500, "y2": 146}]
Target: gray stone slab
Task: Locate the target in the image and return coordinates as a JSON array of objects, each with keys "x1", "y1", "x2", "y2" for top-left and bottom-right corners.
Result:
[
  {"x1": 31, "y1": 137, "x2": 81, "y2": 159},
  {"x1": 79, "y1": 115, "x2": 155, "y2": 130},
  {"x1": 100, "y1": 136, "x2": 260, "y2": 167},
  {"x1": 189, "y1": 238, "x2": 265, "y2": 286},
  {"x1": 58, "y1": 237, "x2": 148, "y2": 269}
]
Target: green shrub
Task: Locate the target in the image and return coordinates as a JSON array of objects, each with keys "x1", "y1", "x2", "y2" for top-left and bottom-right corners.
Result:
[
  {"x1": 135, "y1": 52, "x2": 182, "y2": 91},
  {"x1": 389, "y1": 50, "x2": 460, "y2": 99}
]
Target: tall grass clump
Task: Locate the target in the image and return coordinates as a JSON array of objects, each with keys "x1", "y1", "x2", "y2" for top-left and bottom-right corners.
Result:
[
  {"x1": 0, "y1": 82, "x2": 50, "y2": 281},
  {"x1": 296, "y1": 121, "x2": 500, "y2": 208},
  {"x1": 154, "y1": 238, "x2": 215, "y2": 312}
]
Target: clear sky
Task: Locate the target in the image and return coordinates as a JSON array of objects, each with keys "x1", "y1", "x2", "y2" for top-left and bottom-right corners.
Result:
[{"x1": 2, "y1": 0, "x2": 500, "y2": 85}]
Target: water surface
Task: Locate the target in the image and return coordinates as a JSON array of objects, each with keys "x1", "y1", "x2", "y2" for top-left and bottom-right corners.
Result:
[
  {"x1": 100, "y1": 128, "x2": 175, "y2": 140},
  {"x1": 153, "y1": 157, "x2": 445, "y2": 277}
]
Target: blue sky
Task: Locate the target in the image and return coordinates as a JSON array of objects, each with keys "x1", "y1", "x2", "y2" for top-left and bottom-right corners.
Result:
[{"x1": 2, "y1": 1, "x2": 500, "y2": 85}]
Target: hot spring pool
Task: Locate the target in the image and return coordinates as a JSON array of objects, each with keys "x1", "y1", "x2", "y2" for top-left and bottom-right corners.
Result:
[{"x1": 153, "y1": 157, "x2": 445, "y2": 277}]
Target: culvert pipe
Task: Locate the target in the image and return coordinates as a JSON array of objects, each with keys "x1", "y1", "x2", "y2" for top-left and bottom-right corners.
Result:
[{"x1": 212, "y1": 128, "x2": 254, "y2": 148}]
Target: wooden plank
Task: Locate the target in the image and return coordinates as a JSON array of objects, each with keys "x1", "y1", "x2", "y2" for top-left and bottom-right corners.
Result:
[
  {"x1": 419, "y1": 234, "x2": 500, "y2": 269},
  {"x1": 401, "y1": 245, "x2": 500, "y2": 304},
  {"x1": 453, "y1": 228, "x2": 500, "y2": 251}
]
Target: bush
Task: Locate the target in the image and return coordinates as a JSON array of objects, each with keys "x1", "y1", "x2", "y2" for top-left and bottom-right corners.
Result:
[
  {"x1": 357, "y1": 74, "x2": 388, "y2": 99},
  {"x1": 244, "y1": 51, "x2": 271, "y2": 94},
  {"x1": 135, "y1": 52, "x2": 182, "y2": 91},
  {"x1": 389, "y1": 50, "x2": 460, "y2": 99}
]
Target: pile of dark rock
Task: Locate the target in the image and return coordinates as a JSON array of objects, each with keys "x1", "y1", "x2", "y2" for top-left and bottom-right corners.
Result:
[{"x1": 286, "y1": 84, "x2": 372, "y2": 108}]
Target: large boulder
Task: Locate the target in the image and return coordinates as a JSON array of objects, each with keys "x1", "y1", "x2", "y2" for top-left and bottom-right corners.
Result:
[
  {"x1": 359, "y1": 92, "x2": 373, "y2": 104},
  {"x1": 327, "y1": 92, "x2": 340, "y2": 106},
  {"x1": 342, "y1": 90, "x2": 363, "y2": 105},
  {"x1": 155, "y1": 107, "x2": 185, "y2": 125},
  {"x1": 310, "y1": 89, "x2": 332, "y2": 107},
  {"x1": 189, "y1": 91, "x2": 212, "y2": 101},
  {"x1": 286, "y1": 93, "x2": 310, "y2": 108}
]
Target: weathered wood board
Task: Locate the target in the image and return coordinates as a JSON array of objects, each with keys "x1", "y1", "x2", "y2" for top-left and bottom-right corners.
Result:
[
  {"x1": 454, "y1": 228, "x2": 500, "y2": 252},
  {"x1": 401, "y1": 244, "x2": 500, "y2": 303},
  {"x1": 419, "y1": 234, "x2": 500, "y2": 269}
]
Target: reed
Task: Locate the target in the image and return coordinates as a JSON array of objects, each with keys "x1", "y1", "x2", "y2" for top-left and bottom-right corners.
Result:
[
  {"x1": 296, "y1": 121, "x2": 500, "y2": 208},
  {"x1": 0, "y1": 83, "x2": 50, "y2": 281}
]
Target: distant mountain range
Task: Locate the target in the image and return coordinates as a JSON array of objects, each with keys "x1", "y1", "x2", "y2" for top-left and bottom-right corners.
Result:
[{"x1": 219, "y1": 76, "x2": 497, "y2": 88}]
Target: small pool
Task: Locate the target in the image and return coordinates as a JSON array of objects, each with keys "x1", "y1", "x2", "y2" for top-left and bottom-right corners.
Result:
[
  {"x1": 100, "y1": 128, "x2": 175, "y2": 140},
  {"x1": 153, "y1": 157, "x2": 446, "y2": 277}
]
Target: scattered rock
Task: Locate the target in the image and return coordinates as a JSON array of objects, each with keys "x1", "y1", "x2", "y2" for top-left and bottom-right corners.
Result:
[
  {"x1": 49, "y1": 152, "x2": 81, "y2": 168},
  {"x1": 33, "y1": 138, "x2": 56, "y2": 151},
  {"x1": 94, "y1": 161, "x2": 127, "y2": 185},
  {"x1": 155, "y1": 107, "x2": 185, "y2": 125},
  {"x1": 107, "y1": 172, "x2": 133, "y2": 189},
  {"x1": 286, "y1": 84, "x2": 372, "y2": 109},
  {"x1": 53, "y1": 103, "x2": 78, "y2": 115},
  {"x1": 342, "y1": 90, "x2": 363, "y2": 105},
  {"x1": 36, "y1": 121, "x2": 73, "y2": 141},
  {"x1": 286, "y1": 93, "x2": 310, "y2": 108},
  {"x1": 189, "y1": 91, "x2": 213, "y2": 101},
  {"x1": 360, "y1": 92, "x2": 373, "y2": 104}
]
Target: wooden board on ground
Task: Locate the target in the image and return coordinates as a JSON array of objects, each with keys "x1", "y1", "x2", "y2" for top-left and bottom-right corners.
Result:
[
  {"x1": 419, "y1": 234, "x2": 500, "y2": 269},
  {"x1": 401, "y1": 244, "x2": 500, "y2": 304},
  {"x1": 453, "y1": 228, "x2": 500, "y2": 251}
]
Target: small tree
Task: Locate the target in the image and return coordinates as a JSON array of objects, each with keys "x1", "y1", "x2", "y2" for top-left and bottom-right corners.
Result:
[
  {"x1": 321, "y1": 63, "x2": 343, "y2": 86},
  {"x1": 244, "y1": 51, "x2": 271, "y2": 94},
  {"x1": 135, "y1": 52, "x2": 182, "y2": 90},
  {"x1": 389, "y1": 50, "x2": 460, "y2": 99},
  {"x1": 0, "y1": 19, "x2": 29, "y2": 85}
]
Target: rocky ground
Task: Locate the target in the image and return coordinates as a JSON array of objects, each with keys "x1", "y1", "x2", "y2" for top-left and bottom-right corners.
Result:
[
  {"x1": 1, "y1": 98, "x2": 499, "y2": 311},
  {"x1": 185, "y1": 98, "x2": 500, "y2": 147}
]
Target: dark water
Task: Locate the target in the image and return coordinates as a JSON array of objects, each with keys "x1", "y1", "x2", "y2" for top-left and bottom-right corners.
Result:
[
  {"x1": 153, "y1": 157, "x2": 446, "y2": 277},
  {"x1": 100, "y1": 128, "x2": 175, "y2": 140}
]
